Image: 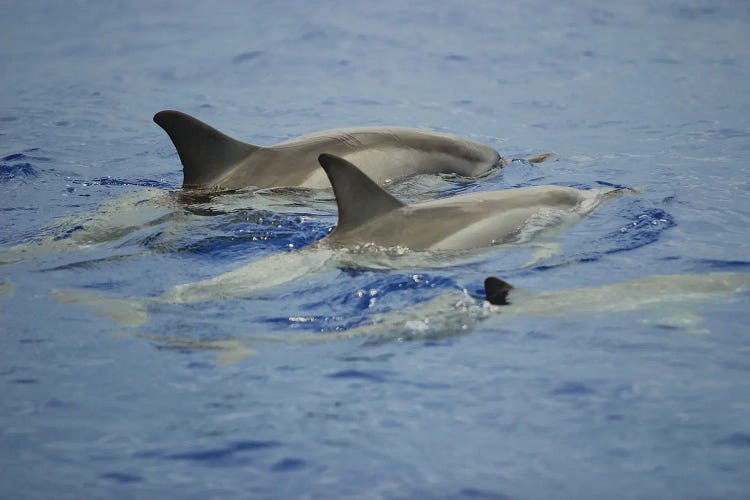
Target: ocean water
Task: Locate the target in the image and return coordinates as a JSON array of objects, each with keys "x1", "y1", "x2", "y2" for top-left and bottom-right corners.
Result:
[{"x1": 1, "y1": 0, "x2": 750, "y2": 498}]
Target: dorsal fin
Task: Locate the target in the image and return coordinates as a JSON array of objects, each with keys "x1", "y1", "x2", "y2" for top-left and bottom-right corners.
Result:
[
  {"x1": 153, "y1": 110, "x2": 259, "y2": 187},
  {"x1": 484, "y1": 277, "x2": 514, "y2": 305},
  {"x1": 317, "y1": 153, "x2": 405, "y2": 232}
]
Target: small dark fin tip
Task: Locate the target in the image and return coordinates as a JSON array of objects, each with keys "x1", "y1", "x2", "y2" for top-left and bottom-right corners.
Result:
[
  {"x1": 484, "y1": 276, "x2": 514, "y2": 306},
  {"x1": 318, "y1": 153, "x2": 336, "y2": 167},
  {"x1": 153, "y1": 109, "x2": 180, "y2": 125}
]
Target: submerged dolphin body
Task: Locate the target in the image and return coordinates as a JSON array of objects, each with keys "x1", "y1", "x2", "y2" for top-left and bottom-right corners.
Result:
[
  {"x1": 0, "y1": 188, "x2": 183, "y2": 265},
  {"x1": 112, "y1": 272, "x2": 750, "y2": 365},
  {"x1": 261, "y1": 271, "x2": 750, "y2": 346},
  {"x1": 56, "y1": 154, "x2": 621, "y2": 324},
  {"x1": 154, "y1": 110, "x2": 547, "y2": 190}
]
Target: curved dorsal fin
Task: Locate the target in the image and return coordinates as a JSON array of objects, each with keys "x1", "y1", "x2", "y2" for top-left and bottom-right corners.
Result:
[
  {"x1": 153, "y1": 110, "x2": 259, "y2": 187},
  {"x1": 484, "y1": 277, "x2": 514, "y2": 305},
  {"x1": 317, "y1": 153, "x2": 405, "y2": 232}
]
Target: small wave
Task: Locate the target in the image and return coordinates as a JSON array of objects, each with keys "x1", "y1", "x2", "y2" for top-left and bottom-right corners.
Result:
[
  {"x1": 232, "y1": 50, "x2": 264, "y2": 64},
  {"x1": 575, "y1": 204, "x2": 676, "y2": 265},
  {"x1": 171, "y1": 214, "x2": 331, "y2": 258},
  {"x1": 458, "y1": 487, "x2": 513, "y2": 500},
  {"x1": 91, "y1": 177, "x2": 177, "y2": 189},
  {"x1": 2, "y1": 150, "x2": 51, "y2": 162},
  {"x1": 714, "y1": 432, "x2": 750, "y2": 448},
  {"x1": 271, "y1": 457, "x2": 306, "y2": 472},
  {"x1": 694, "y1": 259, "x2": 750, "y2": 271},
  {"x1": 99, "y1": 472, "x2": 143, "y2": 484},
  {"x1": 326, "y1": 369, "x2": 388, "y2": 382},
  {"x1": 0, "y1": 162, "x2": 39, "y2": 181},
  {"x1": 606, "y1": 206, "x2": 676, "y2": 252},
  {"x1": 268, "y1": 271, "x2": 460, "y2": 333},
  {"x1": 550, "y1": 381, "x2": 596, "y2": 396},
  {"x1": 161, "y1": 440, "x2": 282, "y2": 465},
  {"x1": 525, "y1": 202, "x2": 676, "y2": 271},
  {"x1": 320, "y1": 272, "x2": 457, "y2": 311}
]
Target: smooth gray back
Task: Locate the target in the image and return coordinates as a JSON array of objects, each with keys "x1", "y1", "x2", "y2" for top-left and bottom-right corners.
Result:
[{"x1": 154, "y1": 111, "x2": 502, "y2": 190}]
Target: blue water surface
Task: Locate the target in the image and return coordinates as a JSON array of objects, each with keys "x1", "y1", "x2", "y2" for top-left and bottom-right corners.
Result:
[{"x1": 1, "y1": 1, "x2": 750, "y2": 498}]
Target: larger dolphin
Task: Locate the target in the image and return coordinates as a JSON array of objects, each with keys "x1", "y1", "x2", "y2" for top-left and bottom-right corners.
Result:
[
  {"x1": 154, "y1": 110, "x2": 552, "y2": 190},
  {"x1": 55, "y1": 153, "x2": 621, "y2": 324}
]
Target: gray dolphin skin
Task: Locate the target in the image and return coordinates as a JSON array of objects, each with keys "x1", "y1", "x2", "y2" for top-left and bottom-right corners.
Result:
[
  {"x1": 153, "y1": 110, "x2": 507, "y2": 190},
  {"x1": 316, "y1": 153, "x2": 619, "y2": 251}
]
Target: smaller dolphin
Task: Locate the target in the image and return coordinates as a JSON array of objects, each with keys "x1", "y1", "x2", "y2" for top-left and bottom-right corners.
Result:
[
  {"x1": 282, "y1": 272, "x2": 750, "y2": 345},
  {"x1": 316, "y1": 153, "x2": 621, "y2": 251},
  {"x1": 112, "y1": 272, "x2": 750, "y2": 364},
  {"x1": 483, "y1": 273, "x2": 750, "y2": 316},
  {"x1": 154, "y1": 110, "x2": 553, "y2": 190}
]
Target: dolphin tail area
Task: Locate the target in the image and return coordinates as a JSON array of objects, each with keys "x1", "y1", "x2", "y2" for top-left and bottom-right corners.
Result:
[
  {"x1": 501, "y1": 152, "x2": 557, "y2": 166},
  {"x1": 525, "y1": 152, "x2": 557, "y2": 163},
  {"x1": 600, "y1": 184, "x2": 641, "y2": 201},
  {"x1": 153, "y1": 110, "x2": 260, "y2": 187}
]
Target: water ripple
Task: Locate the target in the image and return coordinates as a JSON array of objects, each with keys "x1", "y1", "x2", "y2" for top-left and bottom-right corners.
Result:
[
  {"x1": 162, "y1": 440, "x2": 282, "y2": 465},
  {"x1": 326, "y1": 369, "x2": 388, "y2": 383},
  {"x1": 94, "y1": 177, "x2": 176, "y2": 189},
  {"x1": 550, "y1": 381, "x2": 596, "y2": 396},
  {"x1": 271, "y1": 457, "x2": 306, "y2": 472},
  {"x1": 0, "y1": 150, "x2": 48, "y2": 181},
  {"x1": 0, "y1": 162, "x2": 38, "y2": 181},
  {"x1": 714, "y1": 432, "x2": 750, "y2": 448},
  {"x1": 99, "y1": 472, "x2": 143, "y2": 484}
]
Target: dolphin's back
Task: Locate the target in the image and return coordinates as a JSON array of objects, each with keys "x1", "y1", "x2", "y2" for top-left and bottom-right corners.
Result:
[
  {"x1": 219, "y1": 127, "x2": 501, "y2": 190},
  {"x1": 153, "y1": 111, "x2": 501, "y2": 190},
  {"x1": 317, "y1": 153, "x2": 615, "y2": 252},
  {"x1": 367, "y1": 186, "x2": 602, "y2": 250},
  {"x1": 286, "y1": 127, "x2": 501, "y2": 188}
]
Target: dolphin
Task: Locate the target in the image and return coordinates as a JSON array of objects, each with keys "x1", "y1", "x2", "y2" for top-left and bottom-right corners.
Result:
[
  {"x1": 316, "y1": 153, "x2": 622, "y2": 251},
  {"x1": 54, "y1": 153, "x2": 621, "y2": 324},
  {"x1": 153, "y1": 110, "x2": 553, "y2": 190},
  {"x1": 260, "y1": 271, "x2": 750, "y2": 345},
  {"x1": 482, "y1": 273, "x2": 750, "y2": 316},
  {"x1": 109, "y1": 272, "x2": 750, "y2": 364}
]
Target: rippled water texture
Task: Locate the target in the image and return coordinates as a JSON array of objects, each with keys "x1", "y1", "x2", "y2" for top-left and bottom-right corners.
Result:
[{"x1": 1, "y1": 1, "x2": 749, "y2": 498}]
